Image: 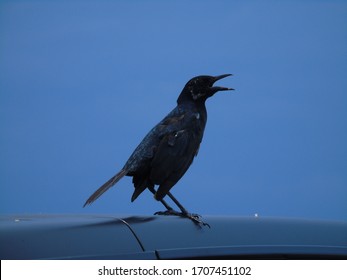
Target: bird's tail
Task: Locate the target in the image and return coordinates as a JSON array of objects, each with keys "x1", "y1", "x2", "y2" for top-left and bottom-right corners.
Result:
[{"x1": 83, "y1": 169, "x2": 128, "y2": 207}]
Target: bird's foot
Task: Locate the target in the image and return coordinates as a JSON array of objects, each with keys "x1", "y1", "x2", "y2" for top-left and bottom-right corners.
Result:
[
  {"x1": 184, "y1": 212, "x2": 210, "y2": 228},
  {"x1": 154, "y1": 210, "x2": 210, "y2": 228},
  {"x1": 154, "y1": 209, "x2": 182, "y2": 216}
]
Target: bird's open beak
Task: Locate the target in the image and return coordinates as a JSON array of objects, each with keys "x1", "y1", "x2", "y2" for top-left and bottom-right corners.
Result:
[{"x1": 211, "y1": 74, "x2": 234, "y2": 91}]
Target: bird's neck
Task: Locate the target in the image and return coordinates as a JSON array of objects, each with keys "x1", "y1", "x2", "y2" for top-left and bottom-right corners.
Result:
[{"x1": 177, "y1": 100, "x2": 207, "y2": 124}]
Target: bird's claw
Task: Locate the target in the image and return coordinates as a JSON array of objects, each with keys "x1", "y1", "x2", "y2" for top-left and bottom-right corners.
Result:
[
  {"x1": 186, "y1": 213, "x2": 210, "y2": 228},
  {"x1": 154, "y1": 210, "x2": 210, "y2": 228},
  {"x1": 189, "y1": 213, "x2": 202, "y2": 219},
  {"x1": 154, "y1": 209, "x2": 182, "y2": 216}
]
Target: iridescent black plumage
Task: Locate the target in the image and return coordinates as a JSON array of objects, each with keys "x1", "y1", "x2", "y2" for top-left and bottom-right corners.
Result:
[{"x1": 84, "y1": 74, "x2": 233, "y2": 226}]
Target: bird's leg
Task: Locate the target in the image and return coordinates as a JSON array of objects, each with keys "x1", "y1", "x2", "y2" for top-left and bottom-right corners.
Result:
[
  {"x1": 166, "y1": 191, "x2": 210, "y2": 228},
  {"x1": 147, "y1": 186, "x2": 181, "y2": 215},
  {"x1": 166, "y1": 192, "x2": 189, "y2": 214},
  {"x1": 149, "y1": 187, "x2": 210, "y2": 227}
]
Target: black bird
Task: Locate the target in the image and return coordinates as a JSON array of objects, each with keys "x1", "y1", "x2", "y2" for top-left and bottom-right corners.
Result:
[{"x1": 84, "y1": 74, "x2": 233, "y2": 226}]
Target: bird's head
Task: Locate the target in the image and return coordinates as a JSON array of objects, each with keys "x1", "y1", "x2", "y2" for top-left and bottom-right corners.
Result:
[{"x1": 177, "y1": 74, "x2": 234, "y2": 104}]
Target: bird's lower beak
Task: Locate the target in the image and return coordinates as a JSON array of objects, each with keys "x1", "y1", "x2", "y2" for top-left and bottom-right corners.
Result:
[{"x1": 211, "y1": 74, "x2": 234, "y2": 91}]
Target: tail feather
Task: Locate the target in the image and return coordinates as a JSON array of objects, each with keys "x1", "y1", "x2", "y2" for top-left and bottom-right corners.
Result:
[{"x1": 83, "y1": 169, "x2": 127, "y2": 207}]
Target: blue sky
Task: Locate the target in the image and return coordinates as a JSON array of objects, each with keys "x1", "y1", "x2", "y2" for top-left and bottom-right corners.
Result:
[{"x1": 1, "y1": 0, "x2": 346, "y2": 220}]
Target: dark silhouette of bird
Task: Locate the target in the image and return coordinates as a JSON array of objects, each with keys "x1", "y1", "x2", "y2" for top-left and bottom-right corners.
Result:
[{"x1": 83, "y1": 74, "x2": 234, "y2": 226}]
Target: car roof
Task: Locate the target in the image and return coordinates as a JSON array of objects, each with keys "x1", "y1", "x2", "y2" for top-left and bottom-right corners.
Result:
[{"x1": 1, "y1": 214, "x2": 346, "y2": 259}]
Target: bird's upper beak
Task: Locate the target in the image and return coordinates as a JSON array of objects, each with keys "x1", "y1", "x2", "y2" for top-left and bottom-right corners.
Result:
[{"x1": 211, "y1": 74, "x2": 234, "y2": 91}]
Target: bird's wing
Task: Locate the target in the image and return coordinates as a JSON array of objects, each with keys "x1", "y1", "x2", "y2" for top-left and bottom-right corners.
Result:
[
  {"x1": 124, "y1": 106, "x2": 189, "y2": 170},
  {"x1": 150, "y1": 110, "x2": 202, "y2": 199}
]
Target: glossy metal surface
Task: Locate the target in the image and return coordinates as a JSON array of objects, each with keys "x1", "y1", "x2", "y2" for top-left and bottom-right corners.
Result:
[{"x1": 1, "y1": 214, "x2": 346, "y2": 259}]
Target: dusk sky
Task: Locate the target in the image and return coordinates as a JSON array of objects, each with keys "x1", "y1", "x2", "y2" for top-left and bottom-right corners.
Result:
[{"x1": 1, "y1": 0, "x2": 346, "y2": 221}]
